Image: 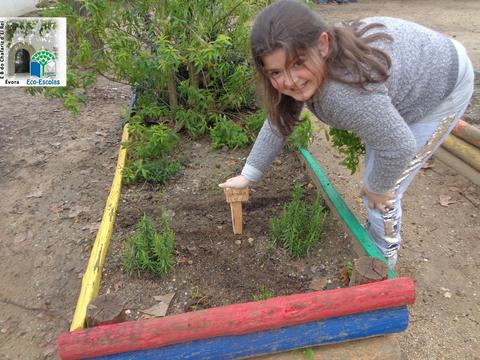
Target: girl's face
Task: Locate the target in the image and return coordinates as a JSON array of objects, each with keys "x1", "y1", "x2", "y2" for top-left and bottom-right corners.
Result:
[
  {"x1": 262, "y1": 33, "x2": 329, "y2": 102},
  {"x1": 263, "y1": 48, "x2": 326, "y2": 102}
]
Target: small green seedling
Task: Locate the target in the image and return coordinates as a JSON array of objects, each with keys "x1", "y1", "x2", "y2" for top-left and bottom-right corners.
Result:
[
  {"x1": 123, "y1": 210, "x2": 175, "y2": 276},
  {"x1": 252, "y1": 286, "x2": 275, "y2": 301},
  {"x1": 270, "y1": 183, "x2": 328, "y2": 259}
]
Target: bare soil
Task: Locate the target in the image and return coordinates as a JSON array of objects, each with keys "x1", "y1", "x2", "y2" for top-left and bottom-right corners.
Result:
[
  {"x1": 0, "y1": 1, "x2": 479, "y2": 359},
  {"x1": 102, "y1": 143, "x2": 353, "y2": 320}
]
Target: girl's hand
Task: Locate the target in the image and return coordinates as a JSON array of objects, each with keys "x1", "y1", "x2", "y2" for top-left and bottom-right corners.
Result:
[
  {"x1": 219, "y1": 175, "x2": 251, "y2": 189},
  {"x1": 360, "y1": 185, "x2": 395, "y2": 213}
]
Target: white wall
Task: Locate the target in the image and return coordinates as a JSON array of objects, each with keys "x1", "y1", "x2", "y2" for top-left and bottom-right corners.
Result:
[{"x1": 0, "y1": 0, "x2": 38, "y2": 17}]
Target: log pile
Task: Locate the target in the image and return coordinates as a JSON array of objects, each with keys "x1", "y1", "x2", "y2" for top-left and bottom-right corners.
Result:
[{"x1": 435, "y1": 119, "x2": 480, "y2": 186}]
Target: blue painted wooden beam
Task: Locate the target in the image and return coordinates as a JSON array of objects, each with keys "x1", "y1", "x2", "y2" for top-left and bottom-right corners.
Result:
[{"x1": 91, "y1": 306, "x2": 408, "y2": 360}]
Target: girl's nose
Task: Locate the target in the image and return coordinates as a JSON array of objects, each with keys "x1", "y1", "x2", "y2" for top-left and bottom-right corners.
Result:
[{"x1": 283, "y1": 72, "x2": 298, "y2": 89}]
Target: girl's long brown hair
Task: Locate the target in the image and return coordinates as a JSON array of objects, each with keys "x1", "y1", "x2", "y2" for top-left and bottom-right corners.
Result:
[{"x1": 251, "y1": 0, "x2": 393, "y2": 136}]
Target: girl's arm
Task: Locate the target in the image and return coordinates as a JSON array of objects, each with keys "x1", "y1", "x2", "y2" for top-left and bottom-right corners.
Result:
[{"x1": 219, "y1": 119, "x2": 287, "y2": 188}]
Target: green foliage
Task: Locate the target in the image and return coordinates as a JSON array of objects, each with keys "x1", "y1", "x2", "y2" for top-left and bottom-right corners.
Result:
[
  {"x1": 210, "y1": 115, "x2": 250, "y2": 149},
  {"x1": 38, "y1": 0, "x2": 268, "y2": 137},
  {"x1": 123, "y1": 158, "x2": 182, "y2": 185},
  {"x1": 175, "y1": 107, "x2": 208, "y2": 140},
  {"x1": 244, "y1": 110, "x2": 267, "y2": 140},
  {"x1": 252, "y1": 286, "x2": 275, "y2": 301},
  {"x1": 270, "y1": 183, "x2": 328, "y2": 259},
  {"x1": 288, "y1": 111, "x2": 314, "y2": 150},
  {"x1": 123, "y1": 212, "x2": 175, "y2": 276},
  {"x1": 123, "y1": 120, "x2": 181, "y2": 184},
  {"x1": 302, "y1": 348, "x2": 315, "y2": 360},
  {"x1": 325, "y1": 128, "x2": 365, "y2": 174}
]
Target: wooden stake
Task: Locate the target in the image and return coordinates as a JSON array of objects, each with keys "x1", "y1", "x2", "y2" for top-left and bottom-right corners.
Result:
[
  {"x1": 349, "y1": 256, "x2": 388, "y2": 286},
  {"x1": 224, "y1": 188, "x2": 249, "y2": 235}
]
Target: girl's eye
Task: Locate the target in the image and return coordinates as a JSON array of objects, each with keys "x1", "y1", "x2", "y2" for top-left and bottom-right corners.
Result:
[
  {"x1": 293, "y1": 59, "x2": 305, "y2": 68},
  {"x1": 269, "y1": 71, "x2": 281, "y2": 79}
]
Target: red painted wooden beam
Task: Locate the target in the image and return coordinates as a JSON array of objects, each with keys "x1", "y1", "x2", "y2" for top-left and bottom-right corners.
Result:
[{"x1": 58, "y1": 277, "x2": 415, "y2": 360}]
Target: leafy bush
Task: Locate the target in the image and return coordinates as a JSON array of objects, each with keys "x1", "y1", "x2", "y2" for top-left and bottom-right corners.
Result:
[
  {"x1": 270, "y1": 183, "x2": 328, "y2": 259},
  {"x1": 325, "y1": 128, "x2": 365, "y2": 174},
  {"x1": 123, "y1": 212, "x2": 175, "y2": 276},
  {"x1": 39, "y1": 0, "x2": 266, "y2": 127},
  {"x1": 288, "y1": 111, "x2": 314, "y2": 149},
  {"x1": 210, "y1": 115, "x2": 250, "y2": 149},
  {"x1": 122, "y1": 119, "x2": 181, "y2": 184},
  {"x1": 175, "y1": 107, "x2": 208, "y2": 140},
  {"x1": 123, "y1": 158, "x2": 182, "y2": 185},
  {"x1": 244, "y1": 110, "x2": 267, "y2": 141}
]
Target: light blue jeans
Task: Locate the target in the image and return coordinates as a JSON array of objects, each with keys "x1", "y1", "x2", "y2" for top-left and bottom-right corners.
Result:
[{"x1": 363, "y1": 40, "x2": 475, "y2": 269}]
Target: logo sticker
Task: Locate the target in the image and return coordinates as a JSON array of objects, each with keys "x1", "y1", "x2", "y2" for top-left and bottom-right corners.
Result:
[{"x1": 0, "y1": 17, "x2": 66, "y2": 87}]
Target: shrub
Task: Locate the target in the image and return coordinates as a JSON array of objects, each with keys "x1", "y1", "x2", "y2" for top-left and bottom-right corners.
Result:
[
  {"x1": 325, "y1": 128, "x2": 365, "y2": 174},
  {"x1": 288, "y1": 111, "x2": 314, "y2": 150},
  {"x1": 244, "y1": 110, "x2": 267, "y2": 141},
  {"x1": 39, "y1": 0, "x2": 267, "y2": 132},
  {"x1": 269, "y1": 183, "x2": 328, "y2": 259},
  {"x1": 123, "y1": 211, "x2": 175, "y2": 276},
  {"x1": 122, "y1": 120, "x2": 181, "y2": 184},
  {"x1": 210, "y1": 115, "x2": 250, "y2": 149}
]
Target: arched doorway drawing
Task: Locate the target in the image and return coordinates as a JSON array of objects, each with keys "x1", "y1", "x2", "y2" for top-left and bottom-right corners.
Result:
[
  {"x1": 15, "y1": 49, "x2": 30, "y2": 73},
  {"x1": 8, "y1": 43, "x2": 36, "y2": 76}
]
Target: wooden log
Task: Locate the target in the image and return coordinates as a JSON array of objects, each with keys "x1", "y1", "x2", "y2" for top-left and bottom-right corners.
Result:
[
  {"x1": 434, "y1": 147, "x2": 480, "y2": 187},
  {"x1": 452, "y1": 118, "x2": 480, "y2": 148},
  {"x1": 350, "y1": 256, "x2": 389, "y2": 286},
  {"x1": 86, "y1": 294, "x2": 126, "y2": 328},
  {"x1": 81, "y1": 307, "x2": 408, "y2": 360},
  {"x1": 296, "y1": 150, "x2": 396, "y2": 278},
  {"x1": 442, "y1": 134, "x2": 480, "y2": 172},
  {"x1": 253, "y1": 335, "x2": 401, "y2": 360},
  {"x1": 224, "y1": 188, "x2": 249, "y2": 235},
  {"x1": 57, "y1": 277, "x2": 414, "y2": 359},
  {"x1": 70, "y1": 125, "x2": 129, "y2": 331}
]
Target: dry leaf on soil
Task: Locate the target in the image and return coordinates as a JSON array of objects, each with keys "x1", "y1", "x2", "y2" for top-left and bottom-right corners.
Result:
[
  {"x1": 141, "y1": 293, "x2": 175, "y2": 317},
  {"x1": 439, "y1": 195, "x2": 456, "y2": 207}
]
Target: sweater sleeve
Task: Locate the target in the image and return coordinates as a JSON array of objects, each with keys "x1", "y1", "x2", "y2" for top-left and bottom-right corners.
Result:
[
  {"x1": 317, "y1": 83, "x2": 417, "y2": 193},
  {"x1": 241, "y1": 119, "x2": 287, "y2": 182}
]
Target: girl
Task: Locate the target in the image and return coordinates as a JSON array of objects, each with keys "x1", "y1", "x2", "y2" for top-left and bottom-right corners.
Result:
[{"x1": 219, "y1": 0, "x2": 474, "y2": 269}]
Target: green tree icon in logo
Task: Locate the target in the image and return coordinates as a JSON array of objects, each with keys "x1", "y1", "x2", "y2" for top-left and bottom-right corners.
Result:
[{"x1": 31, "y1": 50, "x2": 55, "y2": 77}]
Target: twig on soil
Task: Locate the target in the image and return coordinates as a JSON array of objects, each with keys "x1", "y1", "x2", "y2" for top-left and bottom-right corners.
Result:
[
  {"x1": 459, "y1": 193, "x2": 480, "y2": 208},
  {"x1": 0, "y1": 296, "x2": 62, "y2": 318}
]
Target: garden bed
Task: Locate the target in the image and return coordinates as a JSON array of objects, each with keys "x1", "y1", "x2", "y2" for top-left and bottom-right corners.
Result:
[{"x1": 101, "y1": 137, "x2": 356, "y2": 320}]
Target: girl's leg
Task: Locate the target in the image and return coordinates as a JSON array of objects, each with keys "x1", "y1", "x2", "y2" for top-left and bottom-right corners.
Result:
[{"x1": 363, "y1": 40, "x2": 474, "y2": 269}]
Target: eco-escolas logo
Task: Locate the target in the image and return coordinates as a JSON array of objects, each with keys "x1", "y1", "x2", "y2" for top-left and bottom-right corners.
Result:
[
  {"x1": 0, "y1": 17, "x2": 66, "y2": 87},
  {"x1": 31, "y1": 49, "x2": 56, "y2": 78}
]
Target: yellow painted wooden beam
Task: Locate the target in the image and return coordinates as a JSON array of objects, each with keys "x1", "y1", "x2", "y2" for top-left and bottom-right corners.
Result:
[
  {"x1": 70, "y1": 125, "x2": 129, "y2": 331},
  {"x1": 442, "y1": 134, "x2": 480, "y2": 172}
]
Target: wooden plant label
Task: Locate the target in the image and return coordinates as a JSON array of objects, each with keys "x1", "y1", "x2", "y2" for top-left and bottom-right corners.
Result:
[{"x1": 223, "y1": 188, "x2": 249, "y2": 235}]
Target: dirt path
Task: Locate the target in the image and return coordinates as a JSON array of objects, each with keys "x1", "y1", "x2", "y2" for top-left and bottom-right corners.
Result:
[
  {"x1": 0, "y1": 1, "x2": 479, "y2": 359},
  {"x1": 0, "y1": 79, "x2": 130, "y2": 359}
]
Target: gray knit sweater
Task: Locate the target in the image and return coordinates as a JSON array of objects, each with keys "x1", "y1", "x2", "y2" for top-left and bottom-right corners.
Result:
[{"x1": 242, "y1": 17, "x2": 459, "y2": 193}]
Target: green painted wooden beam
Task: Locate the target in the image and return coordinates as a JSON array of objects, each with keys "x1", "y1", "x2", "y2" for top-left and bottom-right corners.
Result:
[{"x1": 299, "y1": 148, "x2": 396, "y2": 278}]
